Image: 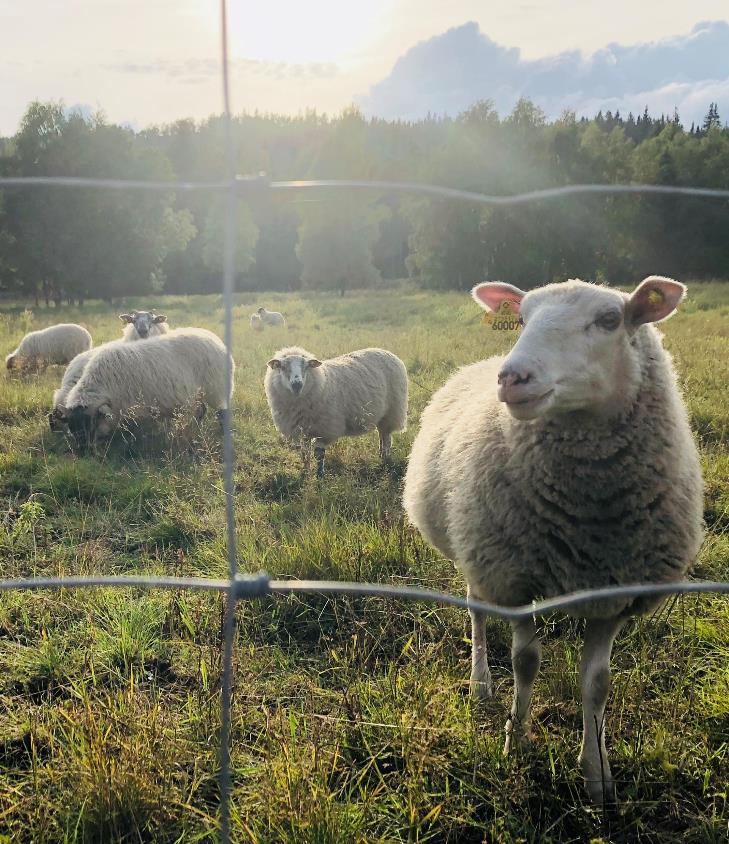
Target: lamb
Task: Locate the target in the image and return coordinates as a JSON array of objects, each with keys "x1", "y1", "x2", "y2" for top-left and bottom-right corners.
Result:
[
  {"x1": 250, "y1": 313, "x2": 264, "y2": 332},
  {"x1": 402, "y1": 276, "x2": 703, "y2": 804},
  {"x1": 56, "y1": 328, "x2": 234, "y2": 448},
  {"x1": 119, "y1": 310, "x2": 169, "y2": 341},
  {"x1": 265, "y1": 345, "x2": 408, "y2": 477},
  {"x1": 6, "y1": 323, "x2": 92, "y2": 371},
  {"x1": 257, "y1": 307, "x2": 285, "y2": 327}
]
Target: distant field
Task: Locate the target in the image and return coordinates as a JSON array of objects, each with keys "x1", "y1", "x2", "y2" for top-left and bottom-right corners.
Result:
[{"x1": 0, "y1": 283, "x2": 727, "y2": 843}]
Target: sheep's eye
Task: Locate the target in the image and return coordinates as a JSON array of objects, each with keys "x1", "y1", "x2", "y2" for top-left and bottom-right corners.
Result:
[{"x1": 594, "y1": 311, "x2": 621, "y2": 331}]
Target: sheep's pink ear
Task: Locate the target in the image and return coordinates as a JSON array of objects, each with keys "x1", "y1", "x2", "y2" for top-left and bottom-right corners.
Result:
[
  {"x1": 307, "y1": 359, "x2": 322, "y2": 368},
  {"x1": 153, "y1": 314, "x2": 167, "y2": 323},
  {"x1": 471, "y1": 282, "x2": 525, "y2": 314},
  {"x1": 625, "y1": 276, "x2": 686, "y2": 326},
  {"x1": 267, "y1": 359, "x2": 281, "y2": 369},
  {"x1": 119, "y1": 314, "x2": 133, "y2": 323}
]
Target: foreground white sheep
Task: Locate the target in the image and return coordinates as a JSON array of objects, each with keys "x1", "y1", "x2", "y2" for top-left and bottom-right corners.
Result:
[
  {"x1": 257, "y1": 307, "x2": 285, "y2": 327},
  {"x1": 6, "y1": 324, "x2": 92, "y2": 371},
  {"x1": 265, "y1": 345, "x2": 408, "y2": 477},
  {"x1": 57, "y1": 328, "x2": 233, "y2": 447},
  {"x1": 403, "y1": 277, "x2": 703, "y2": 804},
  {"x1": 250, "y1": 313, "x2": 264, "y2": 332},
  {"x1": 119, "y1": 310, "x2": 169, "y2": 341}
]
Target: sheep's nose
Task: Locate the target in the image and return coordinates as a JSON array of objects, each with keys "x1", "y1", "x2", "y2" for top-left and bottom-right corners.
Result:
[
  {"x1": 292, "y1": 381, "x2": 303, "y2": 394},
  {"x1": 497, "y1": 366, "x2": 532, "y2": 387}
]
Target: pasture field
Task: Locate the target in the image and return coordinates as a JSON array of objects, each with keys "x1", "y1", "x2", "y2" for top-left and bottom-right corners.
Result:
[{"x1": 0, "y1": 284, "x2": 727, "y2": 843}]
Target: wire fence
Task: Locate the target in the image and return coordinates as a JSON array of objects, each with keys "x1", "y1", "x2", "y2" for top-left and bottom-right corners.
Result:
[{"x1": 0, "y1": 1, "x2": 728, "y2": 840}]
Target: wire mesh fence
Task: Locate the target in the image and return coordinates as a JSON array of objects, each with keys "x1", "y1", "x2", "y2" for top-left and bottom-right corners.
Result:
[{"x1": 0, "y1": 0, "x2": 728, "y2": 840}]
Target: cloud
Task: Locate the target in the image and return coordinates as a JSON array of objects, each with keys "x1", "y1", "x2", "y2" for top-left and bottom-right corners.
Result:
[
  {"x1": 106, "y1": 57, "x2": 339, "y2": 85},
  {"x1": 359, "y1": 20, "x2": 729, "y2": 124}
]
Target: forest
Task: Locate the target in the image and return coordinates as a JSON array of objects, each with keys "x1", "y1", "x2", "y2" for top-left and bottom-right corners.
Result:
[{"x1": 0, "y1": 98, "x2": 727, "y2": 304}]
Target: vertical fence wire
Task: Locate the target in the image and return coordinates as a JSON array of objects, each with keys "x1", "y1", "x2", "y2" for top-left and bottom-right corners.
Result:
[{"x1": 218, "y1": 0, "x2": 239, "y2": 839}]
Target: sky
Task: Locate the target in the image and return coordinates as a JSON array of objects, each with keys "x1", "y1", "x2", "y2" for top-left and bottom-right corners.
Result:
[{"x1": 1, "y1": 0, "x2": 728, "y2": 134}]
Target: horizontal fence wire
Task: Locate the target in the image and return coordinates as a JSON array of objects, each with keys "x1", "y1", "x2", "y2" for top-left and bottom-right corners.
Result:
[
  {"x1": 0, "y1": 574, "x2": 727, "y2": 619},
  {"x1": 2, "y1": 175, "x2": 729, "y2": 205}
]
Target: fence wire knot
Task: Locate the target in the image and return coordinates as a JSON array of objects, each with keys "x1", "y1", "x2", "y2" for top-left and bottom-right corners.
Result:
[{"x1": 232, "y1": 571, "x2": 271, "y2": 600}]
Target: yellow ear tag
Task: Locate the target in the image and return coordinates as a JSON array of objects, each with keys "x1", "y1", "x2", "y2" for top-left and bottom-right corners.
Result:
[{"x1": 482, "y1": 300, "x2": 521, "y2": 331}]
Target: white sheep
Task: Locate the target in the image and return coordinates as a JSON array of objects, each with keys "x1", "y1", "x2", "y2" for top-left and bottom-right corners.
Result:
[
  {"x1": 6, "y1": 323, "x2": 92, "y2": 371},
  {"x1": 257, "y1": 307, "x2": 285, "y2": 327},
  {"x1": 57, "y1": 328, "x2": 234, "y2": 448},
  {"x1": 402, "y1": 276, "x2": 703, "y2": 804},
  {"x1": 250, "y1": 313, "x2": 264, "y2": 332},
  {"x1": 265, "y1": 345, "x2": 408, "y2": 477},
  {"x1": 119, "y1": 310, "x2": 169, "y2": 341},
  {"x1": 49, "y1": 348, "x2": 96, "y2": 430},
  {"x1": 50, "y1": 312, "x2": 171, "y2": 429}
]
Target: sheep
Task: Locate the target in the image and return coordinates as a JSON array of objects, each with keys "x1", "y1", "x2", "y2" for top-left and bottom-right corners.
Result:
[
  {"x1": 6, "y1": 323, "x2": 92, "y2": 371},
  {"x1": 402, "y1": 276, "x2": 703, "y2": 804},
  {"x1": 265, "y1": 345, "x2": 408, "y2": 477},
  {"x1": 250, "y1": 313, "x2": 264, "y2": 332},
  {"x1": 119, "y1": 310, "x2": 169, "y2": 341},
  {"x1": 56, "y1": 328, "x2": 234, "y2": 449},
  {"x1": 50, "y1": 312, "x2": 171, "y2": 430},
  {"x1": 49, "y1": 348, "x2": 96, "y2": 431},
  {"x1": 257, "y1": 307, "x2": 285, "y2": 327}
]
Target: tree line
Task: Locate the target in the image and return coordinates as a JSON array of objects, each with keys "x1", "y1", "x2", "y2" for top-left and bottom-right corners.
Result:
[{"x1": 0, "y1": 98, "x2": 727, "y2": 304}]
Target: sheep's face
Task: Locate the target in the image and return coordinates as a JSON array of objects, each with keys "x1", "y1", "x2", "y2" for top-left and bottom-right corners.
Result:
[
  {"x1": 472, "y1": 276, "x2": 686, "y2": 421},
  {"x1": 64, "y1": 404, "x2": 115, "y2": 449},
  {"x1": 119, "y1": 310, "x2": 167, "y2": 339},
  {"x1": 268, "y1": 354, "x2": 322, "y2": 396}
]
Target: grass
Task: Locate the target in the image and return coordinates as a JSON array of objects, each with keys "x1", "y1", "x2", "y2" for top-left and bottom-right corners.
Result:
[{"x1": 0, "y1": 284, "x2": 726, "y2": 842}]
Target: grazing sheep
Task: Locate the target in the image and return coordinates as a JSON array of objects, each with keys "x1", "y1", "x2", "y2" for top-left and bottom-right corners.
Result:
[
  {"x1": 50, "y1": 313, "x2": 171, "y2": 430},
  {"x1": 119, "y1": 310, "x2": 169, "y2": 341},
  {"x1": 57, "y1": 328, "x2": 233, "y2": 448},
  {"x1": 257, "y1": 307, "x2": 285, "y2": 327},
  {"x1": 250, "y1": 313, "x2": 264, "y2": 332},
  {"x1": 402, "y1": 277, "x2": 703, "y2": 804},
  {"x1": 265, "y1": 345, "x2": 408, "y2": 477},
  {"x1": 49, "y1": 348, "x2": 96, "y2": 431},
  {"x1": 6, "y1": 324, "x2": 92, "y2": 371}
]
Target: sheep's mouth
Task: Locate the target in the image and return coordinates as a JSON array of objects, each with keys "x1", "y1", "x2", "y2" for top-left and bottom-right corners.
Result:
[{"x1": 504, "y1": 389, "x2": 554, "y2": 418}]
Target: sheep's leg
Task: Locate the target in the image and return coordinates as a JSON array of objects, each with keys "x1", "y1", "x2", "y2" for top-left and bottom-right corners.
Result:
[
  {"x1": 378, "y1": 427, "x2": 392, "y2": 460},
  {"x1": 504, "y1": 617, "x2": 541, "y2": 754},
  {"x1": 468, "y1": 586, "x2": 493, "y2": 700},
  {"x1": 579, "y1": 616, "x2": 624, "y2": 805},
  {"x1": 312, "y1": 438, "x2": 326, "y2": 478}
]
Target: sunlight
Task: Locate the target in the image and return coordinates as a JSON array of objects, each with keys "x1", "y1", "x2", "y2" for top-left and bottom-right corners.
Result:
[{"x1": 225, "y1": 0, "x2": 391, "y2": 66}]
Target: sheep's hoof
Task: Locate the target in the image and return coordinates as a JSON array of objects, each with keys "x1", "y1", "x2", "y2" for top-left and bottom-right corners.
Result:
[
  {"x1": 470, "y1": 675, "x2": 493, "y2": 701},
  {"x1": 583, "y1": 776, "x2": 617, "y2": 807},
  {"x1": 503, "y1": 720, "x2": 533, "y2": 756}
]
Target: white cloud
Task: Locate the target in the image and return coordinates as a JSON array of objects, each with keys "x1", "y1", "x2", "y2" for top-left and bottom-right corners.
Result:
[{"x1": 360, "y1": 20, "x2": 729, "y2": 125}]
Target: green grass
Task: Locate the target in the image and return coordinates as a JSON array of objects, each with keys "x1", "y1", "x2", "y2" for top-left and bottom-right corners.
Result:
[{"x1": 0, "y1": 285, "x2": 727, "y2": 842}]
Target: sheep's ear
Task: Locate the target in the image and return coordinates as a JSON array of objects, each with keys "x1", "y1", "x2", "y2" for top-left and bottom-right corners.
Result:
[
  {"x1": 267, "y1": 358, "x2": 281, "y2": 369},
  {"x1": 153, "y1": 314, "x2": 167, "y2": 323},
  {"x1": 119, "y1": 314, "x2": 133, "y2": 323},
  {"x1": 471, "y1": 282, "x2": 525, "y2": 314},
  {"x1": 625, "y1": 276, "x2": 686, "y2": 326},
  {"x1": 307, "y1": 359, "x2": 322, "y2": 368}
]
